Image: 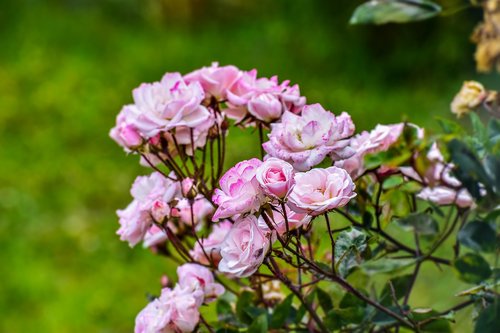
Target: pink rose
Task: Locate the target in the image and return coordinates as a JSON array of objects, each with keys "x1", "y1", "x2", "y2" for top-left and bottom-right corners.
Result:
[
  {"x1": 172, "y1": 112, "x2": 219, "y2": 155},
  {"x1": 116, "y1": 172, "x2": 180, "y2": 247},
  {"x1": 417, "y1": 187, "x2": 474, "y2": 208},
  {"x1": 334, "y1": 123, "x2": 406, "y2": 179},
  {"x1": 288, "y1": 166, "x2": 356, "y2": 216},
  {"x1": 263, "y1": 104, "x2": 355, "y2": 171},
  {"x1": 131, "y1": 72, "x2": 211, "y2": 138},
  {"x1": 218, "y1": 215, "x2": 272, "y2": 277},
  {"x1": 184, "y1": 62, "x2": 241, "y2": 100},
  {"x1": 247, "y1": 93, "x2": 283, "y2": 122},
  {"x1": 212, "y1": 158, "x2": 266, "y2": 221},
  {"x1": 109, "y1": 105, "x2": 144, "y2": 150},
  {"x1": 256, "y1": 157, "x2": 295, "y2": 199},
  {"x1": 225, "y1": 70, "x2": 305, "y2": 123},
  {"x1": 134, "y1": 286, "x2": 200, "y2": 333},
  {"x1": 177, "y1": 263, "x2": 225, "y2": 304},
  {"x1": 116, "y1": 201, "x2": 152, "y2": 247},
  {"x1": 190, "y1": 220, "x2": 232, "y2": 265},
  {"x1": 142, "y1": 224, "x2": 168, "y2": 248}
]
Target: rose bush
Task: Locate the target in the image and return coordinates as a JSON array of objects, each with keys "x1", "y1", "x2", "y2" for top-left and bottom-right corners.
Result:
[{"x1": 111, "y1": 63, "x2": 499, "y2": 332}]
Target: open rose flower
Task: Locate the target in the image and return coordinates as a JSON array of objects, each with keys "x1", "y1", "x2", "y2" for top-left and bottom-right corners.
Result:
[
  {"x1": 263, "y1": 104, "x2": 355, "y2": 171},
  {"x1": 417, "y1": 187, "x2": 474, "y2": 208},
  {"x1": 177, "y1": 263, "x2": 224, "y2": 304},
  {"x1": 109, "y1": 104, "x2": 144, "y2": 151},
  {"x1": 135, "y1": 286, "x2": 200, "y2": 333},
  {"x1": 190, "y1": 220, "x2": 232, "y2": 265},
  {"x1": 256, "y1": 157, "x2": 295, "y2": 199},
  {"x1": 288, "y1": 166, "x2": 356, "y2": 216},
  {"x1": 117, "y1": 172, "x2": 180, "y2": 247},
  {"x1": 212, "y1": 158, "x2": 265, "y2": 221},
  {"x1": 335, "y1": 123, "x2": 406, "y2": 179},
  {"x1": 225, "y1": 70, "x2": 305, "y2": 123},
  {"x1": 130, "y1": 72, "x2": 211, "y2": 138},
  {"x1": 218, "y1": 215, "x2": 272, "y2": 278},
  {"x1": 184, "y1": 62, "x2": 241, "y2": 100}
]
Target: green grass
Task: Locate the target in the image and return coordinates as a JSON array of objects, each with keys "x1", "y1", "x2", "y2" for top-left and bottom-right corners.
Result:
[{"x1": 0, "y1": 0, "x2": 497, "y2": 331}]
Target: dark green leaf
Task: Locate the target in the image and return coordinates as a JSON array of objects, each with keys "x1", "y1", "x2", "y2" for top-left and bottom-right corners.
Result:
[
  {"x1": 396, "y1": 212, "x2": 439, "y2": 235},
  {"x1": 474, "y1": 302, "x2": 500, "y2": 333},
  {"x1": 470, "y1": 112, "x2": 488, "y2": 145},
  {"x1": 458, "y1": 220, "x2": 498, "y2": 253},
  {"x1": 437, "y1": 117, "x2": 464, "y2": 135},
  {"x1": 454, "y1": 253, "x2": 492, "y2": 284},
  {"x1": 373, "y1": 305, "x2": 409, "y2": 326},
  {"x1": 247, "y1": 314, "x2": 268, "y2": 333},
  {"x1": 269, "y1": 294, "x2": 294, "y2": 329},
  {"x1": 316, "y1": 288, "x2": 334, "y2": 313},
  {"x1": 447, "y1": 139, "x2": 491, "y2": 199},
  {"x1": 350, "y1": 0, "x2": 441, "y2": 25},
  {"x1": 236, "y1": 291, "x2": 254, "y2": 324},
  {"x1": 217, "y1": 299, "x2": 236, "y2": 322},
  {"x1": 380, "y1": 274, "x2": 413, "y2": 305},
  {"x1": 484, "y1": 154, "x2": 500, "y2": 196}
]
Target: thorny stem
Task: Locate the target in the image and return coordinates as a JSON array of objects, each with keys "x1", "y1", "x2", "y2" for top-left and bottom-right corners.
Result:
[{"x1": 324, "y1": 213, "x2": 337, "y2": 274}]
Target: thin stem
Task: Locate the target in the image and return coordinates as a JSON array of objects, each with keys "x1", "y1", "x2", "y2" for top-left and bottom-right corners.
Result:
[{"x1": 324, "y1": 213, "x2": 337, "y2": 274}]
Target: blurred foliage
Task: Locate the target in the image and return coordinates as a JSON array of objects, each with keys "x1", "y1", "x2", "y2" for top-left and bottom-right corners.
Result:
[{"x1": 0, "y1": 0, "x2": 498, "y2": 331}]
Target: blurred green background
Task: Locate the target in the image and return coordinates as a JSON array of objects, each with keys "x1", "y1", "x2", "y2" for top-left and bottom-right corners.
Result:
[{"x1": 0, "y1": 0, "x2": 497, "y2": 331}]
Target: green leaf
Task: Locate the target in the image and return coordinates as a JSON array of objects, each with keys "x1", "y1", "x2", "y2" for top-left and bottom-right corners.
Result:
[
  {"x1": 216, "y1": 299, "x2": 236, "y2": 322},
  {"x1": 380, "y1": 274, "x2": 413, "y2": 305},
  {"x1": 454, "y1": 253, "x2": 492, "y2": 284},
  {"x1": 236, "y1": 291, "x2": 255, "y2": 324},
  {"x1": 269, "y1": 294, "x2": 294, "y2": 329},
  {"x1": 335, "y1": 227, "x2": 368, "y2": 277},
  {"x1": 484, "y1": 154, "x2": 500, "y2": 196},
  {"x1": 447, "y1": 139, "x2": 491, "y2": 199},
  {"x1": 458, "y1": 220, "x2": 498, "y2": 253},
  {"x1": 373, "y1": 305, "x2": 409, "y2": 326},
  {"x1": 350, "y1": 0, "x2": 441, "y2": 25},
  {"x1": 361, "y1": 258, "x2": 415, "y2": 275},
  {"x1": 316, "y1": 288, "x2": 334, "y2": 313},
  {"x1": 474, "y1": 301, "x2": 500, "y2": 333},
  {"x1": 411, "y1": 309, "x2": 452, "y2": 332},
  {"x1": 437, "y1": 117, "x2": 464, "y2": 135},
  {"x1": 470, "y1": 112, "x2": 488, "y2": 145},
  {"x1": 247, "y1": 313, "x2": 268, "y2": 333},
  {"x1": 396, "y1": 212, "x2": 439, "y2": 236}
]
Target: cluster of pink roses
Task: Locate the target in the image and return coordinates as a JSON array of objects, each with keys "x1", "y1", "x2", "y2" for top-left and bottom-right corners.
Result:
[
  {"x1": 109, "y1": 63, "x2": 306, "y2": 157},
  {"x1": 135, "y1": 263, "x2": 224, "y2": 333},
  {"x1": 116, "y1": 172, "x2": 213, "y2": 248},
  {"x1": 111, "y1": 64, "x2": 480, "y2": 332}
]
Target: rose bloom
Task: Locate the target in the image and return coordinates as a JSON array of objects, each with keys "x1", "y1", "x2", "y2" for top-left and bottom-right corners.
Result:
[
  {"x1": 225, "y1": 69, "x2": 305, "y2": 123},
  {"x1": 184, "y1": 62, "x2": 241, "y2": 100},
  {"x1": 109, "y1": 104, "x2": 144, "y2": 151},
  {"x1": 175, "y1": 195, "x2": 214, "y2": 228},
  {"x1": 131, "y1": 72, "x2": 211, "y2": 138},
  {"x1": 212, "y1": 158, "x2": 265, "y2": 221},
  {"x1": 417, "y1": 187, "x2": 474, "y2": 208},
  {"x1": 256, "y1": 157, "x2": 295, "y2": 199},
  {"x1": 288, "y1": 166, "x2": 356, "y2": 216},
  {"x1": 218, "y1": 215, "x2": 272, "y2": 278},
  {"x1": 117, "y1": 172, "x2": 180, "y2": 247},
  {"x1": 177, "y1": 263, "x2": 225, "y2": 304},
  {"x1": 190, "y1": 220, "x2": 232, "y2": 265},
  {"x1": 263, "y1": 104, "x2": 355, "y2": 171},
  {"x1": 135, "y1": 286, "x2": 200, "y2": 333},
  {"x1": 334, "y1": 123, "x2": 406, "y2": 179},
  {"x1": 142, "y1": 224, "x2": 168, "y2": 248},
  {"x1": 450, "y1": 81, "x2": 486, "y2": 117}
]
